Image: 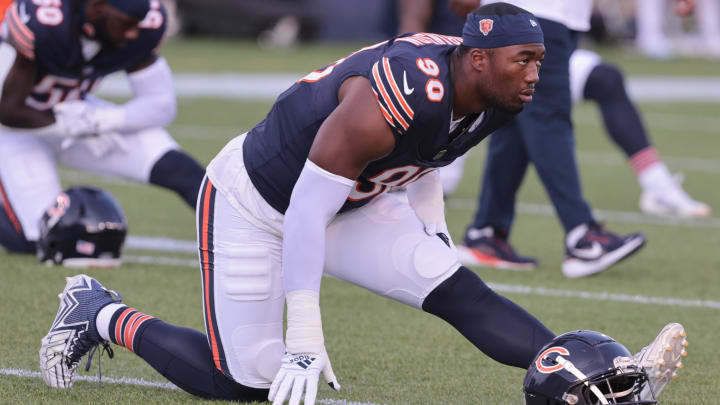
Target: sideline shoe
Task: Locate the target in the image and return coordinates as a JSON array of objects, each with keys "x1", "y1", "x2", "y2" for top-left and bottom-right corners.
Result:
[
  {"x1": 635, "y1": 323, "x2": 688, "y2": 400},
  {"x1": 640, "y1": 174, "x2": 711, "y2": 218},
  {"x1": 457, "y1": 226, "x2": 538, "y2": 270},
  {"x1": 39, "y1": 274, "x2": 121, "y2": 388},
  {"x1": 562, "y1": 222, "x2": 645, "y2": 278}
]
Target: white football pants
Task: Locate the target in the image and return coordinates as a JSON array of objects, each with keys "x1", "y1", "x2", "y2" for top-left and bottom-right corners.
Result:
[{"x1": 198, "y1": 133, "x2": 461, "y2": 388}]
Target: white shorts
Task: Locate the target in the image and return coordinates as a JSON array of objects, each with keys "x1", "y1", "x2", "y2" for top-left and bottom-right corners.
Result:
[{"x1": 199, "y1": 133, "x2": 461, "y2": 388}]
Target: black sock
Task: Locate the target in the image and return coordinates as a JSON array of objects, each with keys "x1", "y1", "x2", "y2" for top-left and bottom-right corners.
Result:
[
  {"x1": 422, "y1": 267, "x2": 555, "y2": 369},
  {"x1": 109, "y1": 307, "x2": 267, "y2": 401},
  {"x1": 149, "y1": 150, "x2": 205, "y2": 208}
]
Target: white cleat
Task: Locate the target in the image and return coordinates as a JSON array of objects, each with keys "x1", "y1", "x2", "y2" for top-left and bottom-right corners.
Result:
[
  {"x1": 39, "y1": 275, "x2": 120, "y2": 388},
  {"x1": 640, "y1": 175, "x2": 711, "y2": 218},
  {"x1": 635, "y1": 322, "x2": 688, "y2": 400}
]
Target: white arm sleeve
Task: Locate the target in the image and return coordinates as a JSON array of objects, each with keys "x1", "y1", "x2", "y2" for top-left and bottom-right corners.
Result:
[
  {"x1": 282, "y1": 159, "x2": 354, "y2": 293},
  {"x1": 91, "y1": 57, "x2": 177, "y2": 133}
]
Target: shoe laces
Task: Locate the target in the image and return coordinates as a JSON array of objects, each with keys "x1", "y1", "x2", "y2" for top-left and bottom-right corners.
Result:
[{"x1": 83, "y1": 341, "x2": 114, "y2": 387}]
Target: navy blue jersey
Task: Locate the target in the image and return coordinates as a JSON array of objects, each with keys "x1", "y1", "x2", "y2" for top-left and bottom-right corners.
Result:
[
  {"x1": 1, "y1": 0, "x2": 166, "y2": 110},
  {"x1": 243, "y1": 33, "x2": 516, "y2": 214}
]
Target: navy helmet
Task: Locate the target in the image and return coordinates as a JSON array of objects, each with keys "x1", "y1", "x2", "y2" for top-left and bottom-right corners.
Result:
[
  {"x1": 524, "y1": 330, "x2": 655, "y2": 405},
  {"x1": 37, "y1": 186, "x2": 127, "y2": 268}
]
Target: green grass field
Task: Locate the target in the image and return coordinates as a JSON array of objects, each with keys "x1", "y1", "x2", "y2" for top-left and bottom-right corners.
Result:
[{"x1": 1, "y1": 39, "x2": 720, "y2": 404}]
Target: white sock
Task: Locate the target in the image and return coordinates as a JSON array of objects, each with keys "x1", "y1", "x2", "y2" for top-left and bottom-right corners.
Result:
[
  {"x1": 638, "y1": 162, "x2": 674, "y2": 192},
  {"x1": 96, "y1": 303, "x2": 126, "y2": 342}
]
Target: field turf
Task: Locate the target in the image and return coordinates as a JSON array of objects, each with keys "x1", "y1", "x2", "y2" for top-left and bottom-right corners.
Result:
[{"x1": 1, "y1": 39, "x2": 719, "y2": 404}]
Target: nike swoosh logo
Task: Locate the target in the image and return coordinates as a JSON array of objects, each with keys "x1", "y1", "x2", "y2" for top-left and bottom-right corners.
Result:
[
  {"x1": 19, "y1": 3, "x2": 30, "y2": 24},
  {"x1": 569, "y1": 242, "x2": 604, "y2": 260},
  {"x1": 403, "y1": 71, "x2": 414, "y2": 95}
]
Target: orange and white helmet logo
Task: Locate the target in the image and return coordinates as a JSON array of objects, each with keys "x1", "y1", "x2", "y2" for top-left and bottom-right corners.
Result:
[
  {"x1": 535, "y1": 346, "x2": 570, "y2": 374},
  {"x1": 479, "y1": 19, "x2": 494, "y2": 36}
]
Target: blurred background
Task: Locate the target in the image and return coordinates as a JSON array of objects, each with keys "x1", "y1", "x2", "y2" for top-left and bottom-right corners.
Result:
[
  {"x1": 2, "y1": 1, "x2": 720, "y2": 404},
  {"x1": 164, "y1": 0, "x2": 720, "y2": 56}
]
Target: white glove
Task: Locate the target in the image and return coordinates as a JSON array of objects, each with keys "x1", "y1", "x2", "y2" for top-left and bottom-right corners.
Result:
[
  {"x1": 53, "y1": 100, "x2": 125, "y2": 138},
  {"x1": 53, "y1": 100, "x2": 97, "y2": 138},
  {"x1": 269, "y1": 351, "x2": 339, "y2": 405},
  {"x1": 79, "y1": 132, "x2": 129, "y2": 158}
]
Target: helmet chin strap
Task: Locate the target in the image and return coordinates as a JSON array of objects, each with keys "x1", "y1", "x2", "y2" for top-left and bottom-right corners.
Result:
[{"x1": 555, "y1": 356, "x2": 610, "y2": 405}]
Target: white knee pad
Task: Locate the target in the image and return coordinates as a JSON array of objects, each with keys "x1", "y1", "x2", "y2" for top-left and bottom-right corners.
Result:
[
  {"x1": 384, "y1": 232, "x2": 461, "y2": 308},
  {"x1": 413, "y1": 236, "x2": 459, "y2": 279},
  {"x1": 220, "y1": 246, "x2": 274, "y2": 301},
  {"x1": 230, "y1": 322, "x2": 285, "y2": 388}
]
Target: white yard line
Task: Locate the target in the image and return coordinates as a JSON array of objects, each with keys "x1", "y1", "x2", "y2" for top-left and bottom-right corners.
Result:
[
  {"x1": 0, "y1": 368, "x2": 381, "y2": 405},
  {"x1": 446, "y1": 200, "x2": 720, "y2": 229},
  {"x1": 123, "y1": 250, "x2": 720, "y2": 311},
  {"x1": 96, "y1": 73, "x2": 720, "y2": 102},
  {"x1": 0, "y1": 368, "x2": 178, "y2": 390},
  {"x1": 487, "y1": 283, "x2": 720, "y2": 310},
  {"x1": 126, "y1": 236, "x2": 197, "y2": 253}
]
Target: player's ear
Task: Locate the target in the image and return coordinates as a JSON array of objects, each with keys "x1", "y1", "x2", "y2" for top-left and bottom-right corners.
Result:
[{"x1": 469, "y1": 48, "x2": 491, "y2": 73}]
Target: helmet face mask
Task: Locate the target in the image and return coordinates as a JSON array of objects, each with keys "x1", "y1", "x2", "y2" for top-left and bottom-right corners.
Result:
[
  {"x1": 524, "y1": 331, "x2": 657, "y2": 405},
  {"x1": 37, "y1": 187, "x2": 127, "y2": 268}
]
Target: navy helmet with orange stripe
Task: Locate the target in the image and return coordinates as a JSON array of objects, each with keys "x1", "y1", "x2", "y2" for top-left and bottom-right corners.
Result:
[
  {"x1": 524, "y1": 330, "x2": 655, "y2": 405},
  {"x1": 37, "y1": 186, "x2": 127, "y2": 268}
]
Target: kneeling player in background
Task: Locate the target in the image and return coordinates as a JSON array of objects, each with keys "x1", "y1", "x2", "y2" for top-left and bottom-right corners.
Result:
[
  {"x1": 0, "y1": 0, "x2": 205, "y2": 256},
  {"x1": 38, "y1": 4, "x2": 687, "y2": 404}
]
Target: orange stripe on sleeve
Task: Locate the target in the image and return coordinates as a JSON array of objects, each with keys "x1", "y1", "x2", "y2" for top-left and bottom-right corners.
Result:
[
  {"x1": 371, "y1": 89, "x2": 396, "y2": 128},
  {"x1": 9, "y1": 3, "x2": 35, "y2": 41},
  {"x1": 372, "y1": 62, "x2": 409, "y2": 131},
  {"x1": 382, "y1": 57, "x2": 414, "y2": 119}
]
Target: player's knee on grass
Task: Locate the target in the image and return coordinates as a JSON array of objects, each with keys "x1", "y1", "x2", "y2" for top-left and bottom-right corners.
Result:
[
  {"x1": 136, "y1": 319, "x2": 269, "y2": 401},
  {"x1": 584, "y1": 63, "x2": 626, "y2": 103},
  {"x1": 422, "y1": 266, "x2": 555, "y2": 368},
  {"x1": 149, "y1": 150, "x2": 205, "y2": 208}
]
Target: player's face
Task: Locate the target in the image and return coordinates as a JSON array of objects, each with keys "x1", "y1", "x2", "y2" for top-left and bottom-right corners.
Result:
[
  {"x1": 97, "y1": 6, "x2": 142, "y2": 48},
  {"x1": 483, "y1": 43, "x2": 545, "y2": 113}
]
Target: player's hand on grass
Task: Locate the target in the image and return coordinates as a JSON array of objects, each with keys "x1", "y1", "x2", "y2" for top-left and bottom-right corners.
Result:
[{"x1": 269, "y1": 351, "x2": 340, "y2": 405}]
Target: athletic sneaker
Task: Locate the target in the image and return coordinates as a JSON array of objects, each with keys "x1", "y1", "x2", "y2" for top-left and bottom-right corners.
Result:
[
  {"x1": 562, "y1": 222, "x2": 645, "y2": 278},
  {"x1": 635, "y1": 323, "x2": 688, "y2": 400},
  {"x1": 457, "y1": 226, "x2": 538, "y2": 270},
  {"x1": 640, "y1": 174, "x2": 711, "y2": 218},
  {"x1": 39, "y1": 274, "x2": 121, "y2": 388}
]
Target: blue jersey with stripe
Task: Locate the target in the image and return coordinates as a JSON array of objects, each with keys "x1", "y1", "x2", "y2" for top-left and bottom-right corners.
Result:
[
  {"x1": 243, "y1": 33, "x2": 517, "y2": 214},
  {"x1": 1, "y1": 0, "x2": 166, "y2": 110}
]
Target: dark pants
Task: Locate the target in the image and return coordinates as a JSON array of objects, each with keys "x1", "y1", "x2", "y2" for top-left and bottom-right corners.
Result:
[{"x1": 470, "y1": 18, "x2": 594, "y2": 234}]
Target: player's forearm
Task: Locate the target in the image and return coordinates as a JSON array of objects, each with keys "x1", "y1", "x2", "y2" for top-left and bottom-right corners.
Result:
[
  {"x1": 0, "y1": 104, "x2": 54, "y2": 129},
  {"x1": 88, "y1": 57, "x2": 177, "y2": 134},
  {"x1": 122, "y1": 57, "x2": 177, "y2": 130},
  {"x1": 282, "y1": 159, "x2": 353, "y2": 293},
  {"x1": 281, "y1": 160, "x2": 352, "y2": 354}
]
